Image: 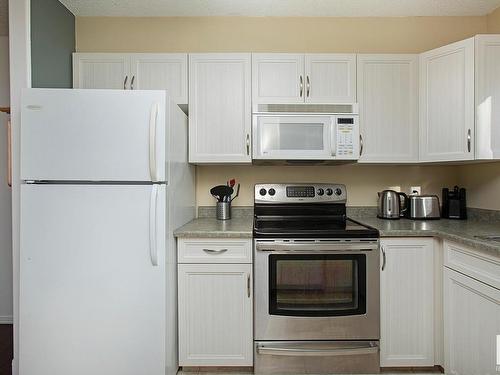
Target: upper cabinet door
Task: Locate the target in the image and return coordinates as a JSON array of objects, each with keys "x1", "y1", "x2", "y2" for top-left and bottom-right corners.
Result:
[
  {"x1": 419, "y1": 38, "x2": 475, "y2": 162},
  {"x1": 305, "y1": 54, "x2": 356, "y2": 104},
  {"x1": 189, "y1": 54, "x2": 252, "y2": 163},
  {"x1": 252, "y1": 54, "x2": 304, "y2": 106},
  {"x1": 475, "y1": 35, "x2": 500, "y2": 160},
  {"x1": 357, "y1": 54, "x2": 419, "y2": 163},
  {"x1": 73, "y1": 53, "x2": 130, "y2": 90},
  {"x1": 130, "y1": 54, "x2": 188, "y2": 105}
]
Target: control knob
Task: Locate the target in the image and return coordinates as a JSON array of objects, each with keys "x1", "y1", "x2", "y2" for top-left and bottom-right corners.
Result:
[
  {"x1": 259, "y1": 188, "x2": 267, "y2": 196},
  {"x1": 317, "y1": 188, "x2": 324, "y2": 196},
  {"x1": 326, "y1": 188, "x2": 333, "y2": 196},
  {"x1": 334, "y1": 188, "x2": 342, "y2": 196},
  {"x1": 268, "y1": 188, "x2": 276, "y2": 196}
]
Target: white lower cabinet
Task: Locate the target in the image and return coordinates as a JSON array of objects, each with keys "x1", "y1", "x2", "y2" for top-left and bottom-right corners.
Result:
[
  {"x1": 380, "y1": 238, "x2": 435, "y2": 367},
  {"x1": 177, "y1": 239, "x2": 253, "y2": 367},
  {"x1": 444, "y1": 241, "x2": 500, "y2": 375}
]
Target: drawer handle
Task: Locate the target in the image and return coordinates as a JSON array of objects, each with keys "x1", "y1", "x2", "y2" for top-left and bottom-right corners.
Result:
[{"x1": 202, "y1": 248, "x2": 228, "y2": 254}]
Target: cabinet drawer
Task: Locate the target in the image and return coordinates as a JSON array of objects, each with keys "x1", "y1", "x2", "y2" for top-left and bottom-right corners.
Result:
[
  {"x1": 444, "y1": 240, "x2": 500, "y2": 289},
  {"x1": 178, "y1": 238, "x2": 252, "y2": 263}
]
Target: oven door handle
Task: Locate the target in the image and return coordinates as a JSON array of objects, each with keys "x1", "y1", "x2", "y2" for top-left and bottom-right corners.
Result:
[
  {"x1": 255, "y1": 242, "x2": 378, "y2": 252},
  {"x1": 257, "y1": 343, "x2": 379, "y2": 357}
]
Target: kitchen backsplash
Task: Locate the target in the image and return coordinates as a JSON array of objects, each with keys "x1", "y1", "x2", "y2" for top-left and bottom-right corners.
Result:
[{"x1": 196, "y1": 164, "x2": 460, "y2": 208}]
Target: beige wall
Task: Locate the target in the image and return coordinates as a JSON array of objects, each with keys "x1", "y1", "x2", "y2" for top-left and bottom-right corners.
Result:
[
  {"x1": 488, "y1": 6, "x2": 500, "y2": 33},
  {"x1": 197, "y1": 165, "x2": 459, "y2": 207},
  {"x1": 459, "y1": 163, "x2": 500, "y2": 210},
  {"x1": 76, "y1": 16, "x2": 487, "y2": 53},
  {"x1": 76, "y1": 13, "x2": 500, "y2": 210}
]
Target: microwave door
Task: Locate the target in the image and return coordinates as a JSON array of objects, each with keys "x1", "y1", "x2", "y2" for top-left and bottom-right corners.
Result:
[{"x1": 254, "y1": 115, "x2": 334, "y2": 160}]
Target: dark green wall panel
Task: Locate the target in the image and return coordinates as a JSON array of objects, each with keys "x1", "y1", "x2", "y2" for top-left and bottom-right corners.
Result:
[{"x1": 31, "y1": 0, "x2": 75, "y2": 88}]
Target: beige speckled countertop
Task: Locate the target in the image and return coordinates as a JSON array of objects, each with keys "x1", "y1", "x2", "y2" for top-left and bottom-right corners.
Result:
[
  {"x1": 174, "y1": 213, "x2": 500, "y2": 258},
  {"x1": 350, "y1": 216, "x2": 500, "y2": 259},
  {"x1": 174, "y1": 217, "x2": 253, "y2": 238}
]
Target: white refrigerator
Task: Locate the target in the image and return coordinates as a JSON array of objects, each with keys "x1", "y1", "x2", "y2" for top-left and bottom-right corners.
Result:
[{"x1": 18, "y1": 89, "x2": 195, "y2": 375}]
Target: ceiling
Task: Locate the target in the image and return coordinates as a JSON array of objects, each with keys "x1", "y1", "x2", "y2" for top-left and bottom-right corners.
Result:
[{"x1": 59, "y1": 0, "x2": 500, "y2": 17}]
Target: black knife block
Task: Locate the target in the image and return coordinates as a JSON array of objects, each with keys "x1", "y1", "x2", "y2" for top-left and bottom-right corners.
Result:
[{"x1": 442, "y1": 187, "x2": 467, "y2": 220}]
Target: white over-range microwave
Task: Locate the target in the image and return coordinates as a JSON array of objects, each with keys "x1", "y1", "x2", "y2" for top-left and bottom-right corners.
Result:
[{"x1": 252, "y1": 104, "x2": 360, "y2": 163}]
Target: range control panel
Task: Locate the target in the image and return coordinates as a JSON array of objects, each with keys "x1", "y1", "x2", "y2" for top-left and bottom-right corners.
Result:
[{"x1": 255, "y1": 184, "x2": 347, "y2": 204}]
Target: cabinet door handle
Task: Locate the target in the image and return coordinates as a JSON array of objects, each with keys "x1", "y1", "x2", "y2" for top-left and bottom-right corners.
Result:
[
  {"x1": 359, "y1": 134, "x2": 364, "y2": 157},
  {"x1": 130, "y1": 75, "x2": 135, "y2": 90},
  {"x1": 202, "y1": 248, "x2": 228, "y2": 254},
  {"x1": 381, "y1": 246, "x2": 386, "y2": 271},
  {"x1": 247, "y1": 273, "x2": 251, "y2": 298},
  {"x1": 306, "y1": 75, "x2": 310, "y2": 97},
  {"x1": 467, "y1": 129, "x2": 471, "y2": 153},
  {"x1": 299, "y1": 75, "x2": 303, "y2": 98},
  {"x1": 123, "y1": 75, "x2": 128, "y2": 90},
  {"x1": 246, "y1": 134, "x2": 250, "y2": 156}
]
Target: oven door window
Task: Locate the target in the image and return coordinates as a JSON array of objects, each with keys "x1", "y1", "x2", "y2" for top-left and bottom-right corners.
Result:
[{"x1": 269, "y1": 254, "x2": 366, "y2": 317}]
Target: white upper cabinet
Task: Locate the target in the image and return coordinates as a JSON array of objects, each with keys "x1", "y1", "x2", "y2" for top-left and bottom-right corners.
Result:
[
  {"x1": 73, "y1": 53, "x2": 188, "y2": 105},
  {"x1": 130, "y1": 54, "x2": 188, "y2": 105},
  {"x1": 305, "y1": 54, "x2": 356, "y2": 103},
  {"x1": 419, "y1": 38, "x2": 475, "y2": 162},
  {"x1": 189, "y1": 53, "x2": 252, "y2": 163},
  {"x1": 357, "y1": 54, "x2": 419, "y2": 163},
  {"x1": 475, "y1": 35, "x2": 500, "y2": 160},
  {"x1": 252, "y1": 53, "x2": 356, "y2": 108},
  {"x1": 380, "y1": 238, "x2": 435, "y2": 367},
  {"x1": 252, "y1": 54, "x2": 304, "y2": 105},
  {"x1": 73, "y1": 53, "x2": 130, "y2": 90}
]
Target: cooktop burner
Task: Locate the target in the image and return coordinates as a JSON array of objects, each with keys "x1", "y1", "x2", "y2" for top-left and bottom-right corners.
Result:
[{"x1": 253, "y1": 183, "x2": 379, "y2": 239}]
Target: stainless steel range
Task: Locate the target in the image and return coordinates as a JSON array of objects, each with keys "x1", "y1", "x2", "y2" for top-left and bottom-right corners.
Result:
[{"x1": 253, "y1": 184, "x2": 380, "y2": 374}]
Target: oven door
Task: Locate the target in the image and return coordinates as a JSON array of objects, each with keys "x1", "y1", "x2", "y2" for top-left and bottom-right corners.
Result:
[
  {"x1": 252, "y1": 115, "x2": 335, "y2": 160},
  {"x1": 254, "y1": 240, "x2": 380, "y2": 341}
]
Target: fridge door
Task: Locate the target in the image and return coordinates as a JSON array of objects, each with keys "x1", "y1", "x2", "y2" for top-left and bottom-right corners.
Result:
[
  {"x1": 20, "y1": 89, "x2": 166, "y2": 182},
  {"x1": 19, "y1": 184, "x2": 167, "y2": 375}
]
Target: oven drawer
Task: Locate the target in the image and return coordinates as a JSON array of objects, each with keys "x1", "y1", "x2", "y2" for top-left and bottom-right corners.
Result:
[
  {"x1": 178, "y1": 238, "x2": 252, "y2": 263},
  {"x1": 254, "y1": 341, "x2": 380, "y2": 374}
]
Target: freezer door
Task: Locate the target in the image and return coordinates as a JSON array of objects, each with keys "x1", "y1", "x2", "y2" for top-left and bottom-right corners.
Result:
[
  {"x1": 19, "y1": 184, "x2": 167, "y2": 375},
  {"x1": 21, "y1": 89, "x2": 166, "y2": 182}
]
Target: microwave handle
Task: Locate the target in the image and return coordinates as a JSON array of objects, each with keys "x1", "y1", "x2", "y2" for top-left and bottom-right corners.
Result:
[{"x1": 330, "y1": 119, "x2": 337, "y2": 157}]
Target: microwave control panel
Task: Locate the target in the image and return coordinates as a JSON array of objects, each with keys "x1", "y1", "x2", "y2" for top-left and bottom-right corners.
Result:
[{"x1": 335, "y1": 117, "x2": 356, "y2": 157}]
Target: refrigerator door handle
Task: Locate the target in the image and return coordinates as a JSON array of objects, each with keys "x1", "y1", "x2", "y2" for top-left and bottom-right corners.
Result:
[
  {"x1": 149, "y1": 185, "x2": 159, "y2": 266},
  {"x1": 149, "y1": 103, "x2": 159, "y2": 182}
]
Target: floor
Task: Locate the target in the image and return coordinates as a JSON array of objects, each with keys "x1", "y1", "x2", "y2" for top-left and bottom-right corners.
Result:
[
  {"x1": 0, "y1": 325, "x2": 12, "y2": 375},
  {"x1": 178, "y1": 367, "x2": 443, "y2": 375},
  {"x1": 178, "y1": 373, "x2": 441, "y2": 375}
]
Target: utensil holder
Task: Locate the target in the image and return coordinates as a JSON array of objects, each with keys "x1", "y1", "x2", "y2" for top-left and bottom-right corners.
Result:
[{"x1": 216, "y1": 202, "x2": 231, "y2": 220}]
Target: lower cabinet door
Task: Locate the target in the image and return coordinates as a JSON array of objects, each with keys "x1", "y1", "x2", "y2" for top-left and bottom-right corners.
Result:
[
  {"x1": 178, "y1": 263, "x2": 253, "y2": 366},
  {"x1": 444, "y1": 267, "x2": 500, "y2": 375},
  {"x1": 380, "y1": 238, "x2": 435, "y2": 367}
]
